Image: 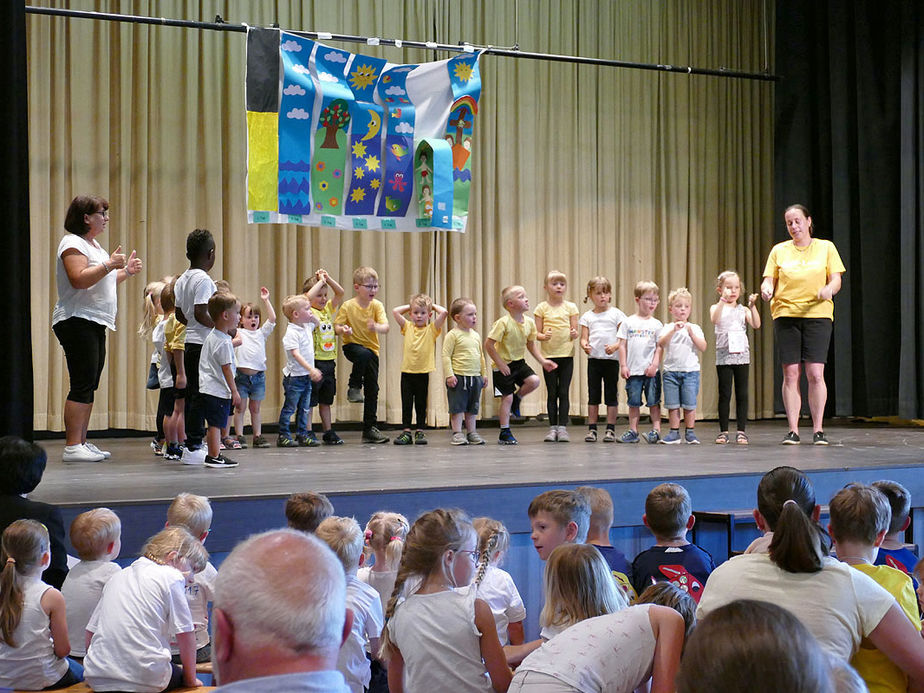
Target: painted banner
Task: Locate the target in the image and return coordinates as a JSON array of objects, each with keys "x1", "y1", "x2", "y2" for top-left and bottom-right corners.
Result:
[{"x1": 245, "y1": 28, "x2": 483, "y2": 232}]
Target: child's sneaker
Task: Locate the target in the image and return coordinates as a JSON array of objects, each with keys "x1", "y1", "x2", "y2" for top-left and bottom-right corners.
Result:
[
  {"x1": 644, "y1": 430, "x2": 661, "y2": 444},
  {"x1": 466, "y1": 431, "x2": 486, "y2": 445},
  {"x1": 618, "y1": 430, "x2": 640, "y2": 444},
  {"x1": 181, "y1": 446, "x2": 206, "y2": 466},
  {"x1": 205, "y1": 454, "x2": 239, "y2": 469},
  {"x1": 322, "y1": 430, "x2": 344, "y2": 445},
  {"x1": 394, "y1": 431, "x2": 413, "y2": 446},
  {"x1": 498, "y1": 429, "x2": 518, "y2": 445},
  {"x1": 150, "y1": 438, "x2": 163, "y2": 456},
  {"x1": 347, "y1": 387, "x2": 364, "y2": 403},
  {"x1": 236, "y1": 435, "x2": 249, "y2": 449},
  {"x1": 451, "y1": 431, "x2": 469, "y2": 446},
  {"x1": 685, "y1": 429, "x2": 701, "y2": 445},
  {"x1": 362, "y1": 427, "x2": 389, "y2": 444},
  {"x1": 296, "y1": 434, "x2": 321, "y2": 447},
  {"x1": 603, "y1": 429, "x2": 617, "y2": 443},
  {"x1": 660, "y1": 430, "x2": 682, "y2": 445},
  {"x1": 163, "y1": 443, "x2": 183, "y2": 461},
  {"x1": 252, "y1": 435, "x2": 271, "y2": 448},
  {"x1": 277, "y1": 436, "x2": 298, "y2": 448},
  {"x1": 585, "y1": 429, "x2": 598, "y2": 442},
  {"x1": 556, "y1": 426, "x2": 570, "y2": 442},
  {"x1": 544, "y1": 428, "x2": 558, "y2": 442},
  {"x1": 414, "y1": 431, "x2": 428, "y2": 445}
]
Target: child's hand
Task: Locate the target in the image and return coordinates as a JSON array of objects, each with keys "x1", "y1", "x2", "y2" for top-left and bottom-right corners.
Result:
[
  {"x1": 538, "y1": 327, "x2": 552, "y2": 341},
  {"x1": 481, "y1": 378, "x2": 488, "y2": 389},
  {"x1": 446, "y1": 375, "x2": 458, "y2": 388},
  {"x1": 341, "y1": 325, "x2": 353, "y2": 337},
  {"x1": 644, "y1": 363, "x2": 658, "y2": 378},
  {"x1": 581, "y1": 340, "x2": 591, "y2": 354},
  {"x1": 817, "y1": 285, "x2": 834, "y2": 300},
  {"x1": 231, "y1": 391, "x2": 242, "y2": 410},
  {"x1": 604, "y1": 343, "x2": 617, "y2": 355},
  {"x1": 310, "y1": 367, "x2": 322, "y2": 383},
  {"x1": 674, "y1": 321, "x2": 686, "y2": 332},
  {"x1": 722, "y1": 286, "x2": 735, "y2": 302},
  {"x1": 569, "y1": 326, "x2": 578, "y2": 340},
  {"x1": 748, "y1": 293, "x2": 758, "y2": 307},
  {"x1": 543, "y1": 360, "x2": 558, "y2": 373},
  {"x1": 621, "y1": 365, "x2": 630, "y2": 379},
  {"x1": 498, "y1": 363, "x2": 511, "y2": 377},
  {"x1": 367, "y1": 318, "x2": 377, "y2": 332},
  {"x1": 260, "y1": 286, "x2": 270, "y2": 300}
]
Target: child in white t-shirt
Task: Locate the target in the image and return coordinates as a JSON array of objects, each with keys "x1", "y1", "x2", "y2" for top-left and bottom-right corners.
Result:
[
  {"x1": 472, "y1": 517, "x2": 526, "y2": 646},
  {"x1": 616, "y1": 281, "x2": 664, "y2": 444},
  {"x1": 61, "y1": 509, "x2": 122, "y2": 658},
  {"x1": 657, "y1": 288, "x2": 707, "y2": 445},
  {"x1": 199, "y1": 292, "x2": 242, "y2": 469},
  {"x1": 278, "y1": 294, "x2": 322, "y2": 447},
  {"x1": 232, "y1": 287, "x2": 276, "y2": 449}
]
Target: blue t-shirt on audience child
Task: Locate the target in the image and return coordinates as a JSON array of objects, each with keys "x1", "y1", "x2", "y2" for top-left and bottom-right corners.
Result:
[
  {"x1": 875, "y1": 546, "x2": 920, "y2": 588},
  {"x1": 631, "y1": 544, "x2": 716, "y2": 604},
  {"x1": 592, "y1": 544, "x2": 637, "y2": 602}
]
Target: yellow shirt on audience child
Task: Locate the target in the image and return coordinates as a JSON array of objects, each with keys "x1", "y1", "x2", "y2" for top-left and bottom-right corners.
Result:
[
  {"x1": 334, "y1": 298, "x2": 387, "y2": 355},
  {"x1": 534, "y1": 300, "x2": 579, "y2": 358},
  {"x1": 849, "y1": 563, "x2": 920, "y2": 693},
  {"x1": 442, "y1": 329, "x2": 487, "y2": 377},
  {"x1": 487, "y1": 314, "x2": 537, "y2": 364},
  {"x1": 401, "y1": 322, "x2": 441, "y2": 373},
  {"x1": 762, "y1": 238, "x2": 846, "y2": 320}
]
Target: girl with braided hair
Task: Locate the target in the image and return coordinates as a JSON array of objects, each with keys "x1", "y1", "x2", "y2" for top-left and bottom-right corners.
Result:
[
  {"x1": 379, "y1": 508, "x2": 511, "y2": 692},
  {"x1": 473, "y1": 517, "x2": 525, "y2": 646}
]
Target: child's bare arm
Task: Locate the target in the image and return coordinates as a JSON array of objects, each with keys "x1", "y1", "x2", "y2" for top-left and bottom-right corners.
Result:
[
  {"x1": 175, "y1": 630, "x2": 203, "y2": 687},
  {"x1": 709, "y1": 300, "x2": 725, "y2": 325},
  {"x1": 535, "y1": 315, "x2": 551, "y2": 341},
  {"x1": 617, "y1": 339, "x2": 629, "y2": 378},
  {"x1": 289, "y1": 348, "x2": 313, "y2": 373},
  {"x1": 42, "y1": 587, "x2": 70, "y2": 658},
  {"x1": 484, "y1": 338, "x2": 509, "y2": 375},
  {"x1": 580, "y1": 325, "x2": 591, "y2": 354},
  {"x1": 221, "y1": 363, "x2": 241, "y2": 410},
  {"x1": 171, "y1": 347, "x2": 187, "y2": 390},
  {"x1": 388, "y1": 649, "x2": 406, "y2": 693},
  {"x1": 657, "y1": 328, "x2": 676, "y2": 349},
  {"x1": 432, "y1": 303, "x2": 449, "y2": 330},
  {"x1": 569, "y1": 314, "x2": 579, "y2": 340},
  {"x1": 644, "y1": 345, "x2": 662, "y2": 378},
  {"x1": 527, "y1": 339, "x2": 556, "y2": 372},
  {"x1": 319, "y1": 270, "x2": 346, "y2": 309},
  {"x1": 261, "y1": 287, "x2": 276, "y2": 323},
  {"x1": 507, "y1": 619, "x2": 525, "y2": 646},
  {"x1": 688, "y1": 325, "x2": 708, "y2": 352},
  {"x1": 475, "y1": 598, "x2": 513, "y2": 692},
  {"x1": 747, "y1": 294, "x2": 761, "y2": 328},
  {"x1": 392, "y1": 304, "x2": 410, "y2": 328}
]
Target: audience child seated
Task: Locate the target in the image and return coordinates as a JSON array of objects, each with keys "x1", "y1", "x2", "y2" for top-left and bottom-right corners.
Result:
[
  {"x1": 677, "y1": 600, "x2": 836, "y2": 693},
  {"x1": 379, "y1": 508, "x2": 512, "y2": 693},
  {"x1": 165, "y1": 492, "x2": 218, "y2": 663},
  {"x1": 316, "y1": 516, "x2": 385, "y2": 693},
  {"x1": 631, "y1": 483, "x2": 715, "y2": 602},
  {"x1": 0, "y1": 519, "x2": 82, "y2": 690},
  {"x1": 829, "y1": 483, "x2": 921, "y2": 692},
  {"x1": 577, "y1": 485, "x2": 636, "y2": 601},
  {"x1": 872, "y1": 480, "x2": 919, "y2": 580},
  {"x1": 635, "y1": 582, "x2": 697, "y2": 639},
  {"x1": 285, "y1": 491, "x2": 335, "y2": 533},
  {"x1": 697, "y1": 465, "x2": 924, "y2": 686},
  {"x1": 61, "y1": 508, "x2": 122, "y2": 659},
  {"x1": 508, "y1": 544, "x2": 686, "y2": 693},
  {"x1": 473, "y1": 517, "x2": 526, "y2": 646},
  {"x1": 84, "y1": 526, "x2": 207, "y2": 693},
  {"x1": 528, "y1": 489, "x2": 591, "y2": 561}
]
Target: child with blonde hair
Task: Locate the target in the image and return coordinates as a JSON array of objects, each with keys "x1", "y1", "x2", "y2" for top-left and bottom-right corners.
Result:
[
  {"x1": 316, "y1": 516, "x2": 385, "y2": 693},
  {"x1": 358, "y1": 511, "x2": 410, "y2": 613},
  {"x1": 443, "y1": 298, "x2": 488, "y2": 445},
  {"x1": 84, "y1": 526, "x2": 206, "y2": 693},
  {"x1": 577, "y1": 486, "x2": 635, "y2": 601},
  {"x1": 391, "y1": 293, "x2": 448, "y2": 445},
  {"x1": 379, "y1": 508, "x2": 512, "y2": 692},
  {"x1": 140, "y1": 279, "x2": 168, "y2": 454},
  {"x1": 162, "y1": 279, "x2": 187, "y2": 459},
  {"x1": 304, "y1": 269, "x2": 347, "y2": 445},
  {"x1": 232, "y1": 287, "x2": 276, "y2": 448},
  {"x1": 657, "y1": 288, "x2": 707, "y2": 445},
  {"x1": 710, "y1": 270, "x2": 761, "y2": 445},
  {"x1": 579, "y1": 276, "x2": 626, "y2": 442},
  {"x1": 278, "y1": 294, "x2": 322, "y2": 448},
  {"x1": 617, "y1": 281, "x2": 663, "y2": 443},
  {"x1": 472, "y1": 517, "x2": 526, "y2": 646},
  {"x1": 534, "y1": 271, "x2": 579, "y2": 442},
  {"x1": 0, "y1": 519, "x2": 81, "y2": 690},
  {"x1": 154, "y1": 282, "x2": 185, "y2": 461},
  {"x1": 61, "y1": 509, "x2": 121, "y2": 658},
  {"x1": 200, "y1": 292, "x2": 242, "y2": 468}
]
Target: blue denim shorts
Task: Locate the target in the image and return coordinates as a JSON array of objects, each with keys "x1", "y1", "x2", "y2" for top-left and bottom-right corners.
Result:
[
  {"x1": 625, "y1": 374, "x2": 661, "y2": 408},
  {"x1": 662, "y1": 370, "x2": 700, "y2": 410},
  {"x1": 235, "y1": 370, "x2": 266, "y2": 401}
]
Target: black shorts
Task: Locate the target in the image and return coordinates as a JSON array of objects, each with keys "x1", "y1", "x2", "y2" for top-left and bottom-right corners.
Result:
[
  {"x1": 774, "y1": 317, "x2": 833, "y2": 364},
  {"x1": 202, "y1": 393, "x2": 231, "y2": 429},
  {"x1": 492, "y1": 359, "x2": 536, "y2": 397},
  {"x1": 310, "y1": 360, "x2": 337, "y2": 406}
]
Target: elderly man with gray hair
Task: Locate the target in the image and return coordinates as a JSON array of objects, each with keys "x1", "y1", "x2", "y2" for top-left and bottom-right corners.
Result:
[{"x1": 211, "y1": 529, "x2": 353, "y2": 692}]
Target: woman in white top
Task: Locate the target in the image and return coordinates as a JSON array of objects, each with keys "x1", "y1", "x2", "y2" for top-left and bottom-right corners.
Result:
[
  {"x1": 52, "y1": 195, "x2": 143, "y2": 462},
  {"x1": 697, "y1": 466, "x2": 924, "y2": 687}
]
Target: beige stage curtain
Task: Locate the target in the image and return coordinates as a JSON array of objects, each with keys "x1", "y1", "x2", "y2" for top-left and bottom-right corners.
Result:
[{"x1": 28, "y1": 0, "x2": 774, "y2": 432}]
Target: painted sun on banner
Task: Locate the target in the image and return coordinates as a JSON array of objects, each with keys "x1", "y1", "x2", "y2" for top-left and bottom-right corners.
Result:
[{"x1": 245, "y1": 28, "x2": 483, "y2": 232}]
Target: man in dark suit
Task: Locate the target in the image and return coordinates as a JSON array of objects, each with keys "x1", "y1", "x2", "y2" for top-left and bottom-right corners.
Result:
[{"x1": 0, "y1": 435, "x2": 68, "y2": 587}]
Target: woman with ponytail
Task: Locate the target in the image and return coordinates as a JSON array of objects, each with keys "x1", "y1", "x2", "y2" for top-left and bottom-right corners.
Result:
[{"x1": 698, "y1": 466, "x2": 924, "y2": 688}]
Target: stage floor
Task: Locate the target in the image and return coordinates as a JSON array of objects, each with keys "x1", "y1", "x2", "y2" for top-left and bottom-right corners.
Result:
[{"x1": 32, "y1": 420, "x2": 924, "y2": 507}]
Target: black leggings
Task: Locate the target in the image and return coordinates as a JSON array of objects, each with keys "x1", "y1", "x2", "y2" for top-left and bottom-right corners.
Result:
[
  {"x1": 343, "y1": 343, "x2": 380, "y2": 428},
  {"x1": 53, "y1": 317, "x2": 106, "y2": 404},
  {"x1": 401, "y1": 372, "x2": 429, "y2": 428},
  {"x1": 716, "y1": 364, "x2": 749, "y2": 432},
  {"x1": 543, "y1": 357, "x2": 574, "y2": 426}
]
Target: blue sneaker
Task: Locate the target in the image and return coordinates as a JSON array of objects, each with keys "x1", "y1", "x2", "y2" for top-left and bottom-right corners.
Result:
[
  {"x1": 660, "y1": 430, "x2": 682, "y2": 445},
  {"x1": 498, "y1": 429, "x2": 518, "y2": 445},
  {"x1": 644, "y1": 430, "x2": 661, "y2": 444},
  {"x1": 685, "y1": 429, "x2": 701, "y2": 445},
  {"x1": 618, "y1": 430, "x2": 640, "y2": 444}
]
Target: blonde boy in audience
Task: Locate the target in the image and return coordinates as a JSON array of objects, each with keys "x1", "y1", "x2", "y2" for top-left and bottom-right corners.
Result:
[
  {"x1": 576, "y1": 486, "x2": 636, "y2": 601},
  {"x1": 315, "y1": 516, "x2": 384, "y2": 693},
  {"x1": 631, "y1": 483, "x2": 715, "y2": 602},
  {"x1": 829, "y1": 483, "x2": 921, "y2": 692},
  {"x1": 528, "y1": 489, "x2": 591, "y2": 561},
  {"x1": 61, "y1": 508, "x2": 122, "y2": 658},
  {"x1": 285, "y1": 491, "x2": 335, "y2": 533},
  {"x1": 166, "y1": 492, "x2": 218, "y2": 663},
  {"x1": 485, "y1": 285, "x2": 556, "y2": 445}
]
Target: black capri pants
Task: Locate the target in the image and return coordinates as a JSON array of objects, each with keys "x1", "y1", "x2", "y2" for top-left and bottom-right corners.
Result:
[{"x1": 53, "y1": 317, "x2": 107, "y2": 404}]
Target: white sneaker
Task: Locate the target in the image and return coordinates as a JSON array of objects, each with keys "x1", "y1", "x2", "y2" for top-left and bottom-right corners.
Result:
[
  {"x1": 85, "y1": 442, "x2": 111, "y2": 459},
  {"x1": 63, "y1": 444, "x2": 105, "y2": 463},
  {"x1": 557, "y1": 426, "x2": 570, "y2": 442},
  {"x1": 181, "y1": 446, "x2": 207, "y2": 466},
  {"x1": 543, "y1": 428, "x2": 558, "y2": 442}
]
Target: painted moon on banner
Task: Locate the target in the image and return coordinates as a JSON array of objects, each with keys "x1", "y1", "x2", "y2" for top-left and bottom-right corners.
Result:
[{"x1": 362, "y1": 109, "x2": 381, "y2": 141}]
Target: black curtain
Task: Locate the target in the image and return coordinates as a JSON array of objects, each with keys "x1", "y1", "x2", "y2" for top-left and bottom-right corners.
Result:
[
  {"x1": 775, "y1": 0, "x2": 924, "y2": 418},
  {"x1": 1, "y1": 2, "x2": 34, "y2": 439}
]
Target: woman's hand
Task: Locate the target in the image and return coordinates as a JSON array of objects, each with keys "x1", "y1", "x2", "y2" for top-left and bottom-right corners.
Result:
[{"x1": 108, "y1": 245, "x2": 127, "y2": 270}]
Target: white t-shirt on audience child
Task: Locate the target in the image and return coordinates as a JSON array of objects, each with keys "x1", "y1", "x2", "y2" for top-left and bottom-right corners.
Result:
[
  {"x1": 170, "y1": 561, "x2": 218, "y2": 653},
  {"x1": 579, "y1": 307, "x2": 627, "y2": 360},
  {"x1": 235, "y1": 321, "x2": 276, "y2": 371},
  {"x1": 0, "y1": 579, "x2": 69, "y2": 690},
  {"x1": 84, "y1": 557, "x2": 194, "y2": 693},
  {"x1": 357, "y1": 566, "x2": 397, "y2": 616},
  {"x1": 173, "y1": 269, "x2": 217, "y2": 345},
  {"x1": 616, "y1": 314, "x2": 663, "y2": 376},
  {"x1": 199, "y1": 329, "x2": 236, "y2": 398},
  {"x1": 658, "y1": 322, "x2": 704, "y2": 372},
  {"x1": 338, "y1": 575, "x2": 385, "y2": 693},
  {"x1": 61, "y1": 559, "x2": 122, "y2": 657},
  {"x1": 476, "y1": 566, "x2": 526, "y2": 646},
  {"x1": 282, "y1": 322, "x2": 316, "y2": 377}
]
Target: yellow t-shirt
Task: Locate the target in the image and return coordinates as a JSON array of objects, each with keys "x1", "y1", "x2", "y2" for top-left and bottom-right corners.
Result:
[
  {"x1": 534, "y1": 300, "x2": 579, "y2": 358},
  {"x1": 850, "y1": 563, "x2": 920, "y2": 693},
  {"x1": 311, "y1": 301, "x2": 337, "y2": 361},
  {"x1": 334, "y1": 298, "x2": 386, "y2": 355},
  {"x1": 763, "y1": 238, "x2": 846, "y2": 320},
  {"x1": 442, "y1": 328, "x2": 486, "y2": 377},
  {"x1": 487, "y1": 314, "x2": 537, "y2": 364},
  {"x1": 401, "y1": 322, "x2": 441, "y2": 373},
  {"x1": 164, "y1": 313, "x2": 186, "y2": 352}
]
